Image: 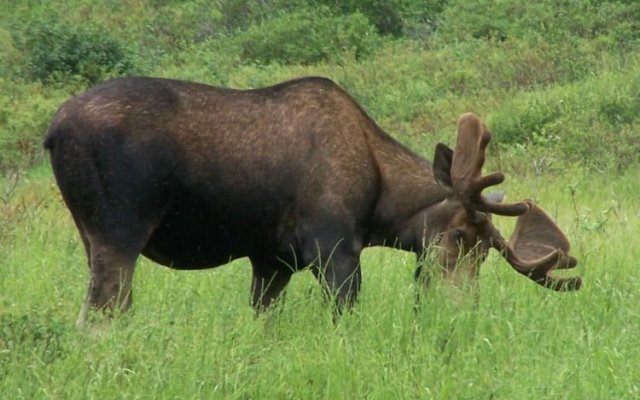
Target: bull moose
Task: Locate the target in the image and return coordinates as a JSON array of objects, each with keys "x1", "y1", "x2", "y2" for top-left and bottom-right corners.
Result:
[{"x1": 44, "y1": 76, "x2": 581, "y2": 325}]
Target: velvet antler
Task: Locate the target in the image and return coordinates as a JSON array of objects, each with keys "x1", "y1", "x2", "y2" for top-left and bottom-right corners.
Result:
[
  {"x1": 485, "y1": 201, "x2": 582, "y2": 291},
  {"x1": 451, "y1": 113, "x2": 529, "y2": 216},
  {"x1": 451, "y1": 113, "x2": 581, "y2": 290}
]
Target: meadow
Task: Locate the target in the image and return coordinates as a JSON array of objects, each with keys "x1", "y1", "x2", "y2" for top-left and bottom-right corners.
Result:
[
  {"x1": 1, "y1": 159, "x2": 639, "y2": 399},
  {"x1": 1, "y1": 0, "x2": 640, "y2": 398}
]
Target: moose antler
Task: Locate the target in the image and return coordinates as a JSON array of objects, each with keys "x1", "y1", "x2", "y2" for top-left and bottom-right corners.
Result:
[
  {"x1": 451, "y1": 113, "x2": 529, "y2": 216},
  {"x1": 484, "y1": 202, "x2": 582, "y2": 291},
  {"x1": 452, "y1": 113, "x2": 581, "y2": 290}
]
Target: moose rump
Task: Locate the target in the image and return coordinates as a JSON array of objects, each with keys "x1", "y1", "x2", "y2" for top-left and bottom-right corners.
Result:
[{"x1": 45, "y1": 77, "x2": 380, "y2": 323}]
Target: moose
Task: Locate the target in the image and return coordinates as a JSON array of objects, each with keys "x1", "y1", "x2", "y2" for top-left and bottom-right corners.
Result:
[{"x1": 44, "y1": 76, "x2": 581, "y2": 325}]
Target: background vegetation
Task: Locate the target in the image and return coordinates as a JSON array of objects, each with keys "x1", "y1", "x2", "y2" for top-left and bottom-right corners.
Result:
[{"x1": 1, "y1": 0, "x2": 639, "y2": 398}]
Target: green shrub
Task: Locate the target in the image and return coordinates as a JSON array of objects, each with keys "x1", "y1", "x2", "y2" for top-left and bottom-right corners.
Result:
[
  {"x1": 150, "y1": 2, "x2": 223, "y2": 46},
  {"x1": 488, "y1": 68, "x2": 640, "y2": 169},
  {"x1": 0, "y1": 28, "x2": 23, "y2": 79},
  {"x1": 0, "y1": 82, "x2": 70, "y2": 172},
  {"x1": 337, "y1": 0, "x2": 405, "y2": 36},
  {"x1": 24, "y1": 18, "x2": 137, "y2": 84},
  {"x1": 1, "y1": 0, "x2": 639, "y2": 173},
  {"x1": 236, "y1": 7, "x2": 380, "y2": 65},
  {"x1": 313, "y1": 0, "x2": 448, "y2": 37},
  {"x1": 438, "y1": 0, "x2": 640, "y2": 46}
]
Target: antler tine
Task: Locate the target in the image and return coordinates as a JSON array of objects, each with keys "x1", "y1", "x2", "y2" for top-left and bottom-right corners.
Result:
[{"x1": 451, "y1": 113, "x2": 528, "y2": 216}]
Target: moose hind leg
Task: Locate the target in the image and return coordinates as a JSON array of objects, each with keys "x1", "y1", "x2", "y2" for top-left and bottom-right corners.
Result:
[{"x1": 83, "y1": 233, "x2": 144, "y2": 321}]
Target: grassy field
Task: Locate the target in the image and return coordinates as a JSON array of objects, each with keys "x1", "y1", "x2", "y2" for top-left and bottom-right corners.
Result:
[
  {"x1": 2, "y1": 0, "x2": 640, "y2": 398},
  {"x1": 0, "y1": 160, "x2": 638, "y2": 399}
]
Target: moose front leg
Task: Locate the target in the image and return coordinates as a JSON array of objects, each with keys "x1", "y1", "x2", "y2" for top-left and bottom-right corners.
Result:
[
  {"x1": 308, "y1": 240, "x2": 362, "y2": 314},
  {"x1": 298, "y1": 210, "x2": 365, "y2": 315},
  {"x1": 249, "y1": 257, "x2": 293, "y2": 312}
]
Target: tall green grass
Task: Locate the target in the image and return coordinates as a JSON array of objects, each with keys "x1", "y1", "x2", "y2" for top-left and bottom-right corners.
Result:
[
  {"x1": 1, "y1": 162, "x2": 638, "y2": 399},
  {"x1": 1, "y1": 0, "x2": 639, "y2": 398}
]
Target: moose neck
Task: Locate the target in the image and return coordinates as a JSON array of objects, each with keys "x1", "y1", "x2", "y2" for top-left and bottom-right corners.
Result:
[{"x1": 365, "y1": 130, "x2": 448, "y2": 250}]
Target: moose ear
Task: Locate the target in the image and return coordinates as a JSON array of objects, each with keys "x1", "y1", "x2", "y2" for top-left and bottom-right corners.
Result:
[{"x1": 433, "y1": 143, "x2": 454, "y2": 190}]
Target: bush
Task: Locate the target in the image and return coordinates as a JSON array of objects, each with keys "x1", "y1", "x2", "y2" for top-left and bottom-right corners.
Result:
[
  {"x1": 150, "y1": 2, "x2": 223, "y2": 46},
  {"x1": 313, "y1": 0, "x2": 448, "y2": 37},
  {"x1": 236, "y1": 7, "x2": 380, "y2": 65},
  {"x1": 336, "y1": 0, "x2": 405, "y2": 36},
  {"x1": 0, "y1": 81, "x2": 71, "y2": 172},
  {"x1": 0, "y1": 28, "x2": 23, "y2": 79},
  {"x1": 24, "y1": 18, "x2": 137, "y2": 84},
  {"x1": 488, "y1": 68, "x2": 640, "y2": 169},
  {"x1": 438, "y1": 0, "x2": 640, "y2": 46}
]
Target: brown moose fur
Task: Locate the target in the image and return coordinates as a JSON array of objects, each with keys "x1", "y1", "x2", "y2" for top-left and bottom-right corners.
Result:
[{"x1": 44, "y1": 76, "x2": 579, "y2": 324}]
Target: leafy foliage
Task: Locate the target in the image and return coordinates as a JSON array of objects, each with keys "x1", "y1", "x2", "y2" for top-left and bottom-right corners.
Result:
[
  {"x1": 315, "y1": 0, "x2": 448, "y2": 37},
  {"x1": 236, "y1": 7, "x2": 380, "y2": 65},
  {"x1": 440, "y1": 0, "x2": 640, "y2": 45},
  {"x1": 489, "y1": 66, "x2": 640, "y2": 169},
  {"x1": 23, "y1": 18, "x2": 137, "y2": 84},
  {"x1": 0, "y1": 0, "x2": 639, "y2": 171}
]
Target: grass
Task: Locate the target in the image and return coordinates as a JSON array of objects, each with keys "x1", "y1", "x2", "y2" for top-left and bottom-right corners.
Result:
[
  {"x1": 1, "y1": 1, "x2": 640, "y2": 397},
  {"x1": 1, "y1": 162, "x2": 638, "y2": 399}
]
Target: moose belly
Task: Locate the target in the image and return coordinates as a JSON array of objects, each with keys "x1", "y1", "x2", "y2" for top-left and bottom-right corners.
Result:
[
  {"x1": 140, "y1": 198, "x2": 284, "y2": 270},
  {"x1": 141, "y1": 225, "x2": 242, "y2": 270}
]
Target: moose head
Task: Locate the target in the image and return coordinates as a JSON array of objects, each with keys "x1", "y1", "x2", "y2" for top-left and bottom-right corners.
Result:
[{"x1": 413, "y1": 113, "x2": 581, "y2": 291}]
